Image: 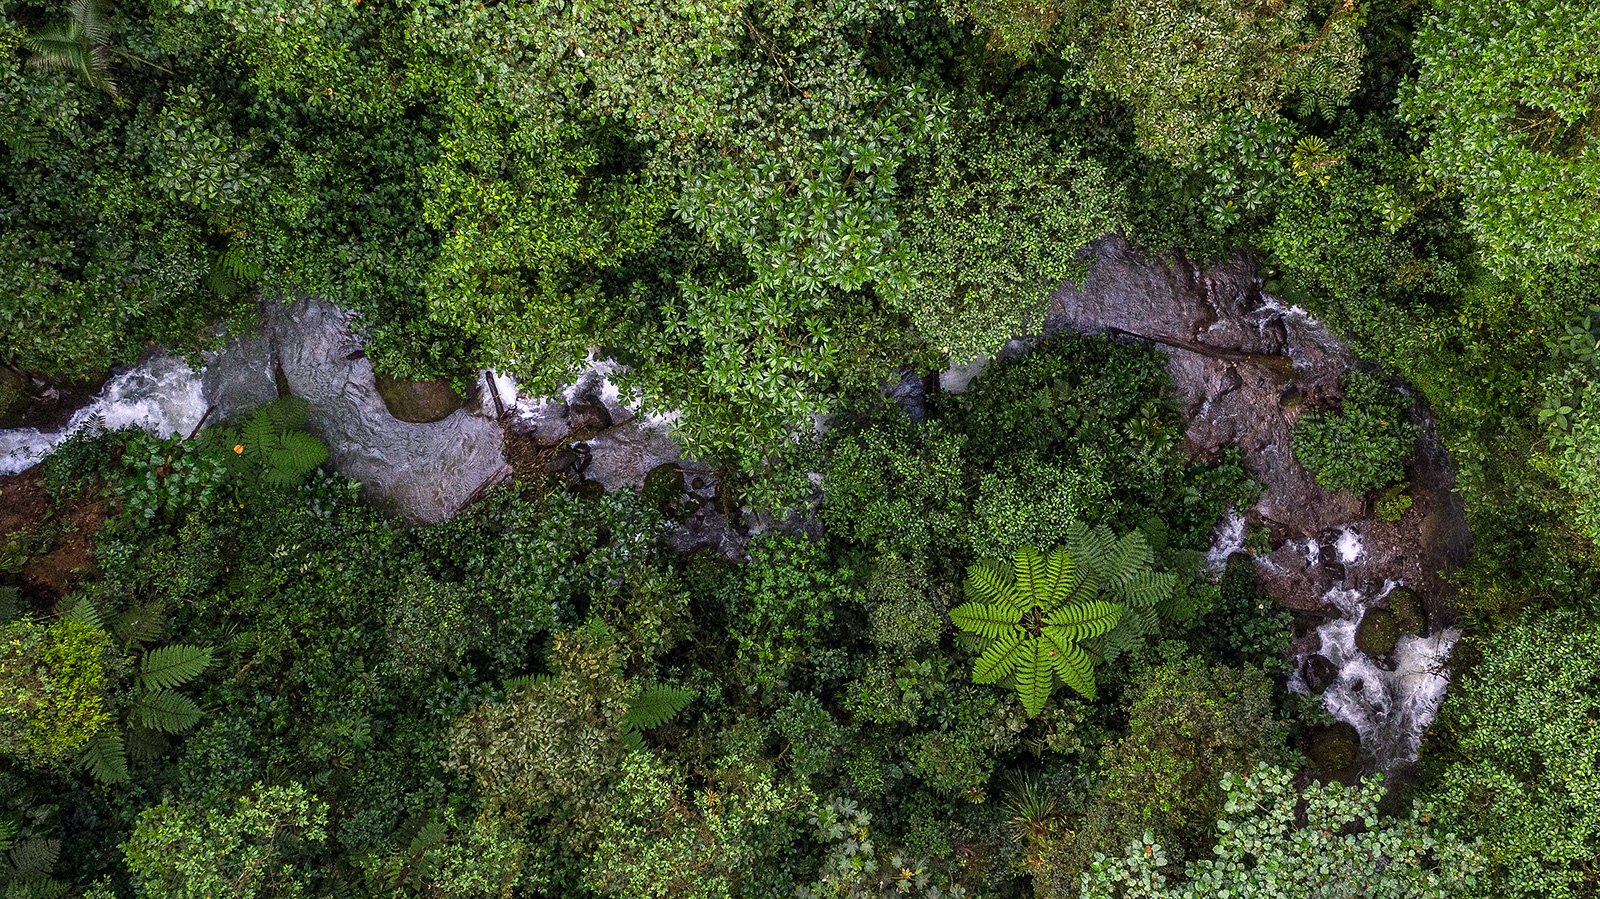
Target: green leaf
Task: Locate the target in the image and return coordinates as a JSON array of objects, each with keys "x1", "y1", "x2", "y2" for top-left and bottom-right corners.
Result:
[
  {"x1": 134, "y1": 689, "x2": 204, "y2": 733},
  {"x1": 973, "y1": 628, "x2": 1026, "y2": 683},
  {"x1": 1044, "y1": 600, "x2": 1122, "y2": 641},
  {"x1": 951, "y1": 600, "x2": 1021, "y2": 640},
  {"x1": 139, "y1": 644, "x2": 214, "y2": 691},
  {"x1": 1013, "y1": 638, "x2": 1052, "y2": 717},
  {"x1": 79, "y1": 731, "x2": 130, "y2": 784},
  {"x1": 963, "y1": 559, "x2": 1015, "y2": 605},
  {"x1": 623, "y1": 683, "x2": 696, "y2": 730}
]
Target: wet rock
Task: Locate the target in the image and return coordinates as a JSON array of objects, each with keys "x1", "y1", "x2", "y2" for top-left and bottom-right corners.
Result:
[
  {"x1": 375, "y1": 375, "x2": 465, "y2": 424},
  {"x1": 1302, "y1": 654, "x2": 1339, "y2": 694},
  {"x1": 263, "y1": 298, "x2": 508, "y2": 524},
  {"x1": 569, "y1": 394, "x2": 613, "y2": 433},
  {"x1": 885, "y1": 367, "x2": 930, "y2": 421}
]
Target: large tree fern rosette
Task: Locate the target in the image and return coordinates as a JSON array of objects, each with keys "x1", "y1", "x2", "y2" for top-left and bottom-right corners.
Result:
[
  {"x1": 951, "y1": 546, "x2": 1122, "y2": 715},
  {"x1": 952, "y1": 526, "x2": 1177, "y2": 715}
]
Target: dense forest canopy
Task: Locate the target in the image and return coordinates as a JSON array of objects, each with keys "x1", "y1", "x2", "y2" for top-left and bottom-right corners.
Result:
[{"x1": 1, "y1": 0, "x2": 1599, "y2": 895}]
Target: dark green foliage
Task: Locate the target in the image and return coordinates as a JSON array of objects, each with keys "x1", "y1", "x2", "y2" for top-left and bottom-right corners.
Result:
[
  {"x1": 822, "y1": 414, "x2": 969, "y2": 558},
  {"x1": 1291, "y1": 369, "x2": 1417, "y2": 495},
  {"x1": 1096, "y1": 658, "x2": 1285, "y2": 855},
  {"x1": 864, "y1": 553, "x2": 950, "y2": 658},
  {"x1": 1185, "y1": 554, "x2": 1292, "y2": 675},
  {"x1": 1355, "y1": 607, "x2": 1401, "y2": 657}
]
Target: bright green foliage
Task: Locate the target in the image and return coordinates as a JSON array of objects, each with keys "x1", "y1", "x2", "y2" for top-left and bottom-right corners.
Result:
[
  {"x1": 122, "y1": 782, "x2": 328, "y2": 899},
  {"x1": 1291, "y1": 369, "x2": 1417, "y2": 494},
  {"x1": 0, "y1": 617, "x2": 110, "y2": 767},
  {"x1": 137, "y1": 643, "x2": 213, "y2": 692},
  {"x1": 446, "y1": 627, "x2": 631, "y2": 841},
  {"x1": 588, "y1": 752, "x2": 812, "y2": 899},
  {"x1": 1083, "y1": 0, "x2": 1363, "y2": 161},
  {"x1": 1425, "y1": 612, "x2": 1600, "y2": 898},
  {"x1": 1401, "y1": 0, "x2": 1600, "y2": 276},
  {"x1": 899, "y1": 89, "x2": 1126, "y2": 363},
  {"x1": 952, "y1": 545, "x2": 1123, "y2": 713},
  {"x1": 1096, "y1": 659, "x2": 1285, "y2": 856},
  {"x1": 822, "y1": 415, "x2": 969, "y2": 558},
  {"x1": 972, "y1": 458, "x2": 1114, "y2": 559},
  {"x1": 1081, "y1": 765, "x2": 1484, "y2": 899}
]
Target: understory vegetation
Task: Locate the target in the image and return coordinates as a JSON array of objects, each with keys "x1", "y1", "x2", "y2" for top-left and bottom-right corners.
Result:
[{"x1": 2, "y1": 0, "x2": 1599, "y2": 895}]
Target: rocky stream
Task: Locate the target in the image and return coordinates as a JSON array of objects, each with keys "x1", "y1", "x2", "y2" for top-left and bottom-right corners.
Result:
[{"x1": 0, "y1": 237, "x2": 1471, "y2": 775}]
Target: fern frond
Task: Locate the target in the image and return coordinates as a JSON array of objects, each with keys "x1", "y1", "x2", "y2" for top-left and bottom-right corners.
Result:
[
  {"x1": 79, "y1": 731, "x2": 129, "y2": 783},
  {"x1": 950, "y1": 601, "x2": 1020, "y2": 641},
  {"x1": 125, "y1": 724, "x2": 170, "y2": 761},
  {"x1": 140, "y1": 644, "x2": 213, "y2": 691},
  {"x1": 1101, "y1": 531, "x2": 1153, "y2": 591},
  {"x1": 972, "y1": 628, "x2": 1025, "y2": 684},
  {"x1": 1012, "y1": 546, "x2": 1048, "y2": 600},
  {"x1": 262, "y1": 396, "x2": 311, "y2": 433},
  {"x1": 963, "y1": 560, "x2": 1015, "y2": 606},
  {"x1": 267, "y1": 430, "x2": 327, "y2": 483},
  {"x1": 114, "y1": 604, "x2": 168, "y2": 647},
  {"x1": 7, "y1": 836, "x2": 60, "y2": 877},
  {"x1": 242, "y1": 411, "x2": 276, "y2": 458},
  {"x1": 1013, "y1": 639, "x2": 1051, "y2": 717},
  {"x1": 133, "y1": 689, "x2": 203, "y2": 733},
  {"x1": 1044, "y1": 600, "x2": 1121, "y2": 642},
  {"x1": 1115, "y1": 570, "x2": 1176, "y2": 608},
  {"x1": 1047, "y1": 640, "x2": 1096, "y2": 701},
  {"x1": 1041, "y1": 548, "x2": 1077, "y2": 608},
  {"x1": 623, "y1": 683, "x2": 695, "y2": 730},
  {"x1": 0, "y1": 586, "x2": 17, "y2": 621},
  {"x1": 217, "y1": 244, "x2": 262, "y2": 281},
  {"x1": 63, "y1": 596, "x2": 103, "y2": 630},
  {"x1": 502, "y1": 674, "x2": 552, "y2": 692}
]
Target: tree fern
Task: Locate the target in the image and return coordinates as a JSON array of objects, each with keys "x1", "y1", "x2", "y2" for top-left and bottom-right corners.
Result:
[
  {"x1": 621, "y1": 683, "x2": 696, "y2": 749},
  {"x1": 950, "y1": 545, "x2": 1121, "y2": 714},
  {"x1": 139, "y1": 644, "x2": 213, "y2": 691},
  {"x1": 24, "y1": 0, "x2": 118, "y2": 96},
  {"x1": 114, "y1": 603, "x2": 168, "y2": 648},
  {"x1": 125, "y1": 724, "x2": 170, "y2": 761},
  {"x1": 78, "y1": 731, "x2": 129, "y2": 784},
  {"x1": 133, "y1": 689, "x2": 203, "y2": 733},
  {"x1": 7, "y1": 837, "x2": 60, "y2": 878}
]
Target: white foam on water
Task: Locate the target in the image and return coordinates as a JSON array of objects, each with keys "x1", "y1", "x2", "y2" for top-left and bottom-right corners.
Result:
[
  {"x1": 1290, "y1": 582, "x2": 1459, "y2": 771},
  {"x1": 0, "y1": 355, "x2": 207, "y2": 475},
  {"x1": 1204, "y1": 510, "x2": 1247, "y2": 573},
  {"x1": 1336, "y1": 526, "x2": 1363, "y2": 564}
]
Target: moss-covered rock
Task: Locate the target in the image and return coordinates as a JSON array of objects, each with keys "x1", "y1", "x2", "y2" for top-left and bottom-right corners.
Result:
[
  {"x1": 1355, "y1": 607, "x2": 1400, "y2": 656},
  {"x1": 375, "y1": 374, "x2": 463, "y2": 423},
  {"x1": 642, "y1": 462, "x2": 685, "y2": 516},
  {"x1": 1386, "y1": 588, "x2": 1425, "y2": 635},
  {"x1": 1307, "y1": 722, "x2": 1360, "y2": 775}
]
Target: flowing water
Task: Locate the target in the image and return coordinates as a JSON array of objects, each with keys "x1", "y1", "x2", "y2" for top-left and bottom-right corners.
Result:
[{"x1": 1288, "y1": 580, "x2": 1460, "y2": 772}]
